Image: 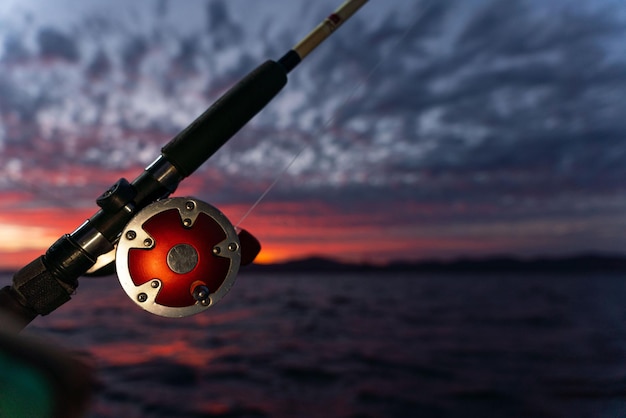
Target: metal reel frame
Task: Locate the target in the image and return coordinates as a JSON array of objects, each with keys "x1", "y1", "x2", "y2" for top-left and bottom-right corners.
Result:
[{"x1": 116, "y1": 197, "x2": 241, "y2": 317}]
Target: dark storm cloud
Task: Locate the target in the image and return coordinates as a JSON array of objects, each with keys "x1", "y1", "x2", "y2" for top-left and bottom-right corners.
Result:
[
  {"x1": 0, "y1": 0, "x2": 625, "y2": 216},
  {"x1": 121, "y1": 35, "x2": 149, "y2": 76},
  {"x1": 459, "y1": 0, "x2": 623, "y2": 57},
  {"x1": 205, "y1": 1, "x2": 243, "y2": 50},
  {"x1": 174, "y1": 36, "x2": 201, "y2": 74},
  {"x1": 37, "y1": 27, "x2": 80, "y2": 62},
  {"x1": 0, "y1": 76, "x2": 47, "y2": 122},
  {"x1": 2, "y1": 36, "x2": 29, "y2": 63},
  {"x1": 306, "y1": 0, "x2": 626, "y2": 201},
  {"x1": 155, "y1": 0, "x2": 169, "y2": 18},
  {"x1": 86, "y1": 49, "x2": 112, "y2": 79},
  {"x1": 438, "y1": 4, "x2": 626, "y2": 183}
]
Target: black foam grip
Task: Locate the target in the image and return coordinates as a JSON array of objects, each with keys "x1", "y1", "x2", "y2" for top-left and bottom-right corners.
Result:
[
  {"x1": 162, "y1": 60, "x2": 287, "y2": 177},
  {"x1": 0, "y1": 286, "x2": 37, "y2": 331}
]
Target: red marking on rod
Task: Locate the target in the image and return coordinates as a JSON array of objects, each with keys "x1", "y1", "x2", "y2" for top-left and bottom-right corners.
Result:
[{"x1": 327, "y1": 13, "x2": 342, "y2": 25}]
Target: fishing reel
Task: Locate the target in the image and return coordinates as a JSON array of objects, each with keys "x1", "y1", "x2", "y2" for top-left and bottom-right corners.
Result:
[
  {"x1": 113, "y1": 197, "x2": 259, "y2": 317},
  {"x1": 1, "y1": 0, "x2": 366, "y2": 331}
]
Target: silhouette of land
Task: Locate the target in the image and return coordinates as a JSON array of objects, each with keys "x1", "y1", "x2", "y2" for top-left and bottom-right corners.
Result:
[
  {"x1": 1, "y1": 254, "x2": 624, "y2": 278},
  {"x1": 243, "y1": 254, "x2": 626, "y2": 275}
]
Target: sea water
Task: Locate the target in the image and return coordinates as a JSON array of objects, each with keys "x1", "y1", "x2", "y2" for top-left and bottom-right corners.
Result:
[{"x1": 7, "y1": 271, "x2": 626, "y2": 417}]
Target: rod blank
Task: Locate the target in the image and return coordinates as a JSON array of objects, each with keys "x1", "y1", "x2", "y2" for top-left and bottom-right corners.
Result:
[{"x1": 293, "y1": 0, "x2": 368, "y2": 60}]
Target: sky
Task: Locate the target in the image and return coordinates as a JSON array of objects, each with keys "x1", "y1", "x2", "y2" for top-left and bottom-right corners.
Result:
[{"x1": 0, "y1": 0, "x2": 625, "y2": 268}]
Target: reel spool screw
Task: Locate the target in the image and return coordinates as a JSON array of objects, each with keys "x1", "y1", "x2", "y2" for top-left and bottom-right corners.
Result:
[
  {"x1": 185, "y1": 201, "x2": 195, "y2": 211},
  {"x1": 143, "y1": 238, "x2": 153, "y2": 247},
  {"x1": 183, "y1": 218, "x2": 192, "y2": 227},
  {"x1": 126, "y1": 230, "x2": 137, "y2": 240},
  {"x1": 192, "y1": 285, "x2": 210, "y2": 302},
  {"x1": 151, "y1": 280, "x2": 160, "y2": 288},
  {"x1": 228, "y1": 242, "x2": 238, "y2": 252},
  {"x1": 137, "y1": 293, "x2": 148, "y2": 303}
]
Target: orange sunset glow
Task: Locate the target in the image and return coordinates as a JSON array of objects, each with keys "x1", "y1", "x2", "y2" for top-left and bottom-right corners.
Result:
[
  {"x1": 1, "y1": 187, "x2": 623, "y2": 271},
  {"x1": 0, "y1": 0, "x2": 624, "y2": 273}
]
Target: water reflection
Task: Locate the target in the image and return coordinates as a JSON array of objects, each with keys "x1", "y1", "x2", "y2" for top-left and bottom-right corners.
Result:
[{"x1": 22, "y1": 272, "x2": 626, "y2": 418}]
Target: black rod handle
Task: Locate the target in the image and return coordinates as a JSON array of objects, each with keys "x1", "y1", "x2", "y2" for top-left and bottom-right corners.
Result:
[
  {"x1": 0, "y1": 286, "x2": 37, "y2": 332},
  {"x1": 162, "y1": 60, "x2": 287, "y2": 178}
]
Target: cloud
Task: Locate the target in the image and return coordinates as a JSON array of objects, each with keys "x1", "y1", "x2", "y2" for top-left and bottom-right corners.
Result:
[
  {"x1": 205, "y1": 1, "x2": 243, "y2": 49},
  {"x1": 315, "y1": 0, "x2": 626, "y2": 202},
  {"x1": 120, "y1": 35, "x2": 149, "y2": 76},
  {"x1": 37, "y1": 27, "x2": 80, "y2": 62},
  {"x1": 2, "y1": 35, "x2": 29, "y2": 63},
  {"x1": 173, "y1": 36, "x2": 201, "y2": 75},
  {"x1": 86, "y1": 49, "x2": 112, "y2": 79},
  {"x1": 0, "y1": 0, "x2": 625, "y2": 260}
]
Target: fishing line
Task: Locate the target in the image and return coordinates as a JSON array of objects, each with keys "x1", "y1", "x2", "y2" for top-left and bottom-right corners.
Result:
[{"x1": 235, "y1": 0, "x2": 432, "y2": 227}]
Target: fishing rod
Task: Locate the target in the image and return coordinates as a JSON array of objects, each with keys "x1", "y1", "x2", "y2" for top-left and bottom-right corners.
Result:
[{"x1": 0, "y1": 0, "x2": 368, "y2": 331}]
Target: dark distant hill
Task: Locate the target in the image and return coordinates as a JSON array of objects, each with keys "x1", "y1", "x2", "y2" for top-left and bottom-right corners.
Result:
[
  {"x1": 243, "y1": 254, "x2": 626, "y2": 274},
  {"x1": 2, "y1": 254, "x2": 624, "y2": 278}
]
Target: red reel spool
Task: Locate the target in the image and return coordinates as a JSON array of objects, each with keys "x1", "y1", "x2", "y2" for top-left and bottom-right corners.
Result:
[{"x1": 116, "y1": 198, "x2": 241, "y2": 317}]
